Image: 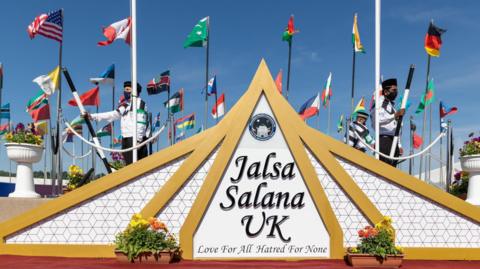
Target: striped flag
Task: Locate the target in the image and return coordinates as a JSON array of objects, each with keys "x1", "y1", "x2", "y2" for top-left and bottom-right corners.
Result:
[
  {"x1": 27, "y1": 9, "x2": 63, "y2": 42},
  {"x1": 26, "y1": 90, "x2": 48, "y2": 112},
  {"x1": 321, "y1": 72, "x2": 332, "y2": 107},
  {"x1": 90, "y1": 64, "x2": 115, "y2": 85},
  {"x1": 282, "y1": 15, "x2": 298, "y2": 43},
  {"x1": 175, "y1": 113, "x2": 195, "y2": 130},
  {"x1": 212, "y1": 93, "x2": 225, "y2": 119},
  {"x1": 352, "y1": 13, "x2": 365, "y2": 53},
  {"x1": 425, "y1": 22, "x2": 446, "y2": 57},
  {"x1": 0, "y1": 103, "x2": 10, "y2": 120},
  {"x1": 164, "y1": 89, "x2": 184, "y2": 114}
]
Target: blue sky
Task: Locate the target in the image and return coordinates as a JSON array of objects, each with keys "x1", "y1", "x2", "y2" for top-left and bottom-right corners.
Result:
[{"x1": 0, "y1": 0, "x2": 479, "y2": 177}]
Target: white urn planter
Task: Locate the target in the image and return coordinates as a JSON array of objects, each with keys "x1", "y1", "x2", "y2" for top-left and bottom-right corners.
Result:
[
  {"x1": 460, "y1": 154, "x2": 480, "y2": 206},
  {"x1": 5, "y1": 143, "x2": 44, "y2": 198}
]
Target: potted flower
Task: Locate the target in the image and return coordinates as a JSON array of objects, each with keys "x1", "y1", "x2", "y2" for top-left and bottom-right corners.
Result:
[
  {"x1": 109, "y1": 152, "x2": 125, "y2": 172},
  {"x1": 459, "y1": 136, "x2": 480, "y2": 205},
  {"x1": 346, "y1": 216, "x2": 403, "y2": 268},
  {"x1": 114, "y1": 213, "x2": 181, "y2": 264},
  {"x1": 64, "y1": 165, "x2": 84, "y2": 193},
  {"x1": 449, "y1": 171, "x2": 469, "y2": 200},
  {"x1": 4, "y1": 123, "x2": 44, "y2": 198}
]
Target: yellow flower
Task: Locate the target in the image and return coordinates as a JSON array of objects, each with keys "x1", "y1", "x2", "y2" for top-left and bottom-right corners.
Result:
[
  {"x1": 5, "y1": 133, "x2": 13, "y2": 141},
  {"x1": 395, "y1": 246, "x2": 403, "y2": 253}
]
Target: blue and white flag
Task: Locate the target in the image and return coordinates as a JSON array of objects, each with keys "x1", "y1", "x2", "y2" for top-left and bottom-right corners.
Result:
[
  {"x1": 90, "y1": 64, "x2": 115, "y2": 84},
  {"x1": 207, "y1": 75, "x2": 217, "y2": 96}
]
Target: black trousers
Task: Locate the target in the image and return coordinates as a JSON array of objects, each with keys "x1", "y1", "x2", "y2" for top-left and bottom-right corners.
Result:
[
  {"x1": 379, "y1": 135, "x2": 400, "y2": 167},
  {"x1": 122, "y1": 137, "x2": 148, "y2": 165}
]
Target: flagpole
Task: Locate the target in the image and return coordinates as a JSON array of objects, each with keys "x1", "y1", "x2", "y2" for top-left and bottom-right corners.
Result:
[
  {"x1": 131, "y1": 0, "x2": 138, "y2": 162},
  {"x1": 428, "y1": 93, "x2": 433, "y2": 182},
  {"x1": 204, "y1": 17, "x2": 210, "y2": 130},
  {"x1": 286, "y1": 40, "x2": 292, "y2": 100},
  {"x1": 327, "y1": 103, "x2": 331, "y2": 135},
  {"x1": 418, "y1": 55, "x2": 431, "y2": 180},
  {"x1": 409, "y1": 116, "x2": 414, "y2": 175},
  {"x1": 374, "y1": 0, "x2": 381, "y2": 159},
  {"x1": 445, "y1": 120, "x2": 452, "y2": 191},
  {"x1": 351, "y1": 46, "x2": 356, "y2": 116},
  {"x1": 215, "y1": 92, "x2": 218, "y2": 124},
  {"x1": 53, "y1": 14, "x2": 64, "y2": 195},
  {"x1": 111, "y1": 80, "x2": 115, "y2": 149}
]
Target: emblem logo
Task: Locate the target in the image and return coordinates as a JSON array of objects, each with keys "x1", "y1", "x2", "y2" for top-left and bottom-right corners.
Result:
[{"x1": 249, "y1": 113, "x2": 276, "y2": 141}]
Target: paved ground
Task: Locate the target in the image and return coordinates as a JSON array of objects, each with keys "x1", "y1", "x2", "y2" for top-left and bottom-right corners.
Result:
[{"x1": 1, "y1": 256, "x2": 480, "y2": 269}]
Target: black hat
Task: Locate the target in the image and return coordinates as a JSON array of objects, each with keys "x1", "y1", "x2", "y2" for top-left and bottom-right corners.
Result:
[
  {"x1": 356, "y1": 110, "x2": 369, "y2": 119},
  {"x1": 124, "y1": 81, "x2": 142, "y2": 93},
  {"x1": 382, "y1": 78, "x2": 397, "y2": 90}
]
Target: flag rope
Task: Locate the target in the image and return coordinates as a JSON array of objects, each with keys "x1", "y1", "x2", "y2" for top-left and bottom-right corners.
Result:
[
  {"x1": 62, "y1": 144, "x2": 92, "y2": 159},
  {"x1": 64, "y1": 119, "x2": 165, "y2": 153},
  {"x1": 353, "y1": 130, "x2": 445, "y2": 161}
]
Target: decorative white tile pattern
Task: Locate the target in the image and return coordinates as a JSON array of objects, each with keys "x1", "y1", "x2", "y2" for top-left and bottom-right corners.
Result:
[
  {"x1": 336, "y1": 156, "x2": 480, "y2": 247},
  {"x1": 6, "y1": 156, "x2": 187, "y2": 244},
  {"x1": 156, "y1": 147, "x2": 219, "y2": 237},
  {"x1": 306, "y1": 149, "x2": 370, "y2": 247}
]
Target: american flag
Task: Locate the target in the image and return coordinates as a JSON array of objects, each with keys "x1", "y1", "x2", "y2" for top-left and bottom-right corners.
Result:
[{"x1": 27, "y1": 9, "x2": 63, "y2": 42}]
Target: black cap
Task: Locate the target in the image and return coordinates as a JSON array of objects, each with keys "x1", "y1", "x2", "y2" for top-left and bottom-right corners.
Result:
[
  {"x1": 124, "y1": 81, "x2": 142, "y2": 93},
  {"x1": 356, "y1": 110, "x2": 369, "y2": 119},
  {"x1": 382, "y1": 78, "x2": 397, "y2": 90}
]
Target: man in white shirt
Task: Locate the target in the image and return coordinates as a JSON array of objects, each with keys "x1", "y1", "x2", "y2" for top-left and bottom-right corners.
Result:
[
  {"x1": 371, "y1": 78, "x2": 405, "y2": 167},
  {"x1": 90, "y1": 81, "x2": 148, "y2": 165}
]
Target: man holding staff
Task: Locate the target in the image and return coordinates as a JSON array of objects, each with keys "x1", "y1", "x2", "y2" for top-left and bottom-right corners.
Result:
[
  {"x1": 89, "y1": 81, "x2": 149, "y2": 165},
  {"x1": 371, "y1": 78, "x2": 405, "y2": 167}
]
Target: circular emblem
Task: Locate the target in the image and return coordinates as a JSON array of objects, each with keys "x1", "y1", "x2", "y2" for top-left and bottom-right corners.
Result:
[{"x1": 249, "y1": 113, "x2": 276, "y2": 141}]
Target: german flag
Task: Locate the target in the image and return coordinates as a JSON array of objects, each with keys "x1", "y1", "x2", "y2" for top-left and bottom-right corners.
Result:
[{"x1": 424, "y1": 22, "x2": 446, "y2": 57}]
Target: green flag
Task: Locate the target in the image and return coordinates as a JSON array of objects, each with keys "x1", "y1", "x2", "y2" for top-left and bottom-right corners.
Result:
[
  {"x1": 184, "y1": 17, "x2": 209, "y2": 48},
  {"x1": 26, "y1": 89, "x2": 48, "y2": 112},
  {"x1": 415, "y1": 78, "x2": 435, "y2": 114},
  {"x1": 337, "y1": 114, "x2": 344, "y2": 133}
]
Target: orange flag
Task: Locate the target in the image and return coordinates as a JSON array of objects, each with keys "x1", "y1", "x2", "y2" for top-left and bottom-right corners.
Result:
[{"x1": 275, "y1": 69, "x2": 283, "y2": 94}]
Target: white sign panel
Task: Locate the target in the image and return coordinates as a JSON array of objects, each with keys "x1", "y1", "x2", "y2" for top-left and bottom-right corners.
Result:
[{"x1": 194, "y1": 96, "x2": 330, "y2": 258}]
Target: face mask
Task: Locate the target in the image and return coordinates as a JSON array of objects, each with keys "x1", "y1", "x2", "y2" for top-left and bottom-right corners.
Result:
[
  {"x1": 387, "y1": 91, "x2": 397, "y2": 100},
  {"x1": 124, "y1": 91, "x2": 131, "y2": 100}
]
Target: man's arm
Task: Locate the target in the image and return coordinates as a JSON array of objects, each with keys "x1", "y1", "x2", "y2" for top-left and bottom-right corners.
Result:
[{"x1": 90, "y1": 109, "x2": 121, "y2": 122}]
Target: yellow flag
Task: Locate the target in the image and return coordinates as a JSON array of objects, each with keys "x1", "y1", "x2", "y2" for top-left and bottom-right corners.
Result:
[
  {"x1": 33, "y1": 66, "x2": 60, "y2": 95},
  {"x1": 352, "y1": 13, "x2": 365, "y2": 53}
]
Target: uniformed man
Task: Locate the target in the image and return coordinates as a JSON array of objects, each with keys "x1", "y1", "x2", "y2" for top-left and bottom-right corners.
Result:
[
  {"x1": 346, "y1": 109, "x2": 375, "y2": 152},
  {"x1": 90, "y1": 81, "x2": 149, "y2": 165},
  {"x1": 371, "y1": 78, "x2": 404, "y2": 167}
]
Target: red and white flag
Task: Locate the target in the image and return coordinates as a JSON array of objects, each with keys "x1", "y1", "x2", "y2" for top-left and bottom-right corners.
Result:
[
  {"x1": 98, "y1": 17, "x2": 131, "y2": 46},
  {"x1": 68, "y1": 86, "x2": 100, "y2": 107},
  {"x1": 212, "y1": 93, "x2": 225, "y2": 119},
  {"x1": 27, "y1": 9, "x2": 63, "y2": 43}
]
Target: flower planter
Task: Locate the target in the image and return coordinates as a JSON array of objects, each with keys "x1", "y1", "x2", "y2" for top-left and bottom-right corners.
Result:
[
  {"x1": 5, "y1": 143, "x2": 44, "y2": 198},
  {"x1": 347, "y1": 253, "x2": 404, "y2": 268},
  {"x1": 460, "y1": 154, "x2": 480, "y2": 205},
  {"x1": 114, "y1": 250, "x2": 179, "y2": 264}
]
